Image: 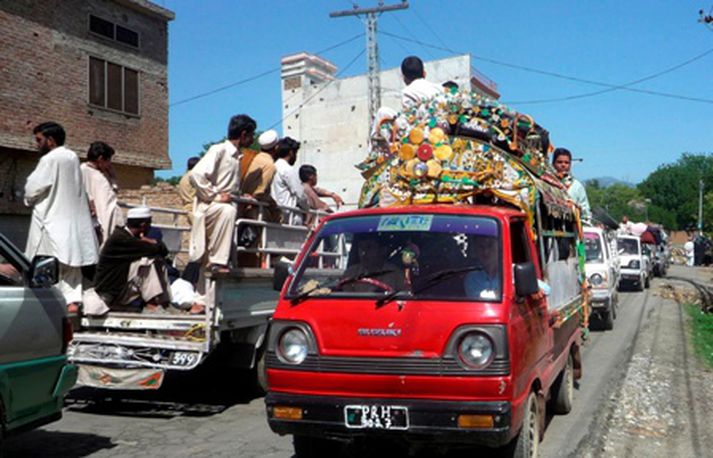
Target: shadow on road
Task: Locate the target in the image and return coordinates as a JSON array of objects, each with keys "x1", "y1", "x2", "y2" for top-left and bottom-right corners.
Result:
[
  {"x1": 2, "y1": 430, "x2": 115, "y2": 457},
  {"x1": 65, "y1": 360, "x2": 263, "y2": 419}
]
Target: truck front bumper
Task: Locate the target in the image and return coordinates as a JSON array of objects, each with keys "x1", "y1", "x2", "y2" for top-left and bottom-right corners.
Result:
[{"x1": 266, "y1": 392, "x2": 513, "y2": 447}]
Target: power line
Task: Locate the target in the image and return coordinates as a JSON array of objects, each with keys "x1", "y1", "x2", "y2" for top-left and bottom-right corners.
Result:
[
  {"x1": 170, "y1": 32, "x2": 365, "y2": 107},
  {"x1": 267, "y1": 48, "x2": 366, "y2": 130},
  {"x1": 380, "y1": 30, "x2": 713, "y2": 105}
]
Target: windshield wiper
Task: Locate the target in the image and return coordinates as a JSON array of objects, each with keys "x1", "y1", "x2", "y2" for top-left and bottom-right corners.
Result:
[
  {"x1": 374, "y1": 265, "x2": 485, "y2": 308},
  {"x1": 290, "y1": 269, "x2": 394, "y2": 305}
]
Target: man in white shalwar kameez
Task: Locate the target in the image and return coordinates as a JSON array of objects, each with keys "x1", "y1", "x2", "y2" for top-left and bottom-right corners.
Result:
[
  {"x1": 81, "y1": 141, "x2": 124, "y2": 247},
  {"x1": 271, "y1": 137, "x2": 309, "y2": 225},
  {"x1": 25, "y1": 122, "x2": 98, "y2": 311},
  {"x1": 189, "y1": 114, "x2": 256, "y2": 273},
  {"x1": 400, "y1": 56, "x2": 443, "y2": 110}
]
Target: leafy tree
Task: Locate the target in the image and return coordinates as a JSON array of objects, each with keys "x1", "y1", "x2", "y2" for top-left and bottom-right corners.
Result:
[
  {"x1": 637, "y1": 153, "x2": 713, "y2": 230},
  {"x1": 152, "y1": 175, "x2": 181, "y2": 186}
]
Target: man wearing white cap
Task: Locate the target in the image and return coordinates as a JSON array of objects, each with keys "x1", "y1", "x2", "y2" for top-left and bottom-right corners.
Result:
[
  {"x1": 189, "y1": 114, "x2": 256, "y2": 273},
  {"x1": 241, "y1": 129, "x2": 279, "y2": 222},
  {"x1": 92, "y1": 207, "x2": 187, "y2": 313}
]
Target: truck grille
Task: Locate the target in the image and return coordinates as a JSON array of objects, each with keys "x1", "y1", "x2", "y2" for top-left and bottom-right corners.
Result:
[{"x1": 266, "y1": 352, "x2": 509, "y2": 376}]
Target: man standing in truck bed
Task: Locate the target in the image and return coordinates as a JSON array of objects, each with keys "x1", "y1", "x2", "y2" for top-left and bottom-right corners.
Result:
[{"x1": 189, "y1": 114, "x2": 256, "y2": 273}]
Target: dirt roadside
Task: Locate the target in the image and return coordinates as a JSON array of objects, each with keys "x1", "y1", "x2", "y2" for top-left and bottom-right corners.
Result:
[{"x1": 579, "y1": 265, "x2": 713, "y2": 458}]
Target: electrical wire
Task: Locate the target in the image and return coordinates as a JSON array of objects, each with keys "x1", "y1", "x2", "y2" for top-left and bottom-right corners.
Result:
[
  {"x1": 267, "y1": 48, "x2": 366, "y2": 130},
  {"x1": 380, "y1": 30, "x2": 713, "y2": 105},
  {"x1": 170, "y1": 32, "x2": 365, "y2": 107}
]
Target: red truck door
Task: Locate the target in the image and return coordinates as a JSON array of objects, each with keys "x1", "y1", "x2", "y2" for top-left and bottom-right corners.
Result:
[{"x1": 508, "y1": 219, "x2": 552, "y2": 393}]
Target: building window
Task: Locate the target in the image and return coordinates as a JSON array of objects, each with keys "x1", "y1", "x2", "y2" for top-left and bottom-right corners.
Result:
[
  {"x1": 89, "y1": 57, "x2": 140, "y2": 116},
  {"x1": 89, "y1": 15, "x2": 139, "y2": 48}
]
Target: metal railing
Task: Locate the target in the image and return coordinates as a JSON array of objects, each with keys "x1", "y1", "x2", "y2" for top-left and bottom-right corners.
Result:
[{"x1": 119, "y1": 197, "x2": 336, "y2": 268}]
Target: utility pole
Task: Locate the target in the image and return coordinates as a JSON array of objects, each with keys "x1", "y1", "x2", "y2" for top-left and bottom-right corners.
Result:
[
  {"x1": 699, "y1": 178, "x2": 704, "y2": 232},
  {"x1": 330, "y1": 1, "x2": 409, "y2": 125}
]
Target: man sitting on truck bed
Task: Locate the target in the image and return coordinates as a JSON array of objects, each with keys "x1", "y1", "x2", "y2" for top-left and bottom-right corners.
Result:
[{"x1": 94, "y1": 207, "x2": 199, "y2": 314}]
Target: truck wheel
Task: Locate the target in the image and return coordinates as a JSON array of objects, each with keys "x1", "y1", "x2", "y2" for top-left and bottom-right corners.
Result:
[
  {"x1": 293, "y1": 435, "x2": 342, "y2": 457},
  {"x1": 551, "y1": 353, "x2": 574, "y2": 414},
  {"x1": 644, "y1": 275, "x2": 650, "y2": 289},
  {"x1": 637, "y1": 276, "x2": 645, "y2": 292},
  {"x1": 254, "y1": 348, "x2": 268, "y2": 396},
  {"x1": 602, "y1": 307, "x2": 614, "y2": 331},
  {"x1": 612, "y1": 295, "x2": 618, "y2": 320},
  {"x1": 504, "y1": 392, "x2": 540, "y2": 458}
]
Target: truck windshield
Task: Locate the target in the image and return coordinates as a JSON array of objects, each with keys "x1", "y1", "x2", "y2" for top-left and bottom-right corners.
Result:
[
  {"x1": 584, "y1": 234, "x2": 603, "y2": 262},
  {"x1": 618, "y1": 238, "x2": 639, "y2": 255},
  {"x1": 289, "y1": 214, "x2": 502, "y2": 301}
]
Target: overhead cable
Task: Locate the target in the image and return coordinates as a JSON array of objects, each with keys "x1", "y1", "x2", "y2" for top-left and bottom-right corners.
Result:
[
  {"x1": 380, "y1": 30, "x2": 713, "y2": 105},
  {"x1": 268, "y1": 48, "x2": 366, "y2": 129},
  {"x1": 170, "y1": 32, "x2": 365, "y2": 107}
]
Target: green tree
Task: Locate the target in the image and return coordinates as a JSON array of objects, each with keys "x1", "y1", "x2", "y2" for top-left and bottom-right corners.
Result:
[{"x1": 637, "y1": 153, "x2": 713, "y2": 230}]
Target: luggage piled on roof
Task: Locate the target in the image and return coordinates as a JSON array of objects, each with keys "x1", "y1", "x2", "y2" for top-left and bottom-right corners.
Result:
[{"x1": 357, "y1": 88, "x2": 575, "y2": 222}]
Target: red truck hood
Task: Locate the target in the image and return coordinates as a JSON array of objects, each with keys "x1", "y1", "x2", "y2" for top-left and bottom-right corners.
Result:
[{"x1": 274, "y1": 297, "x2": 505, "y2": 358}]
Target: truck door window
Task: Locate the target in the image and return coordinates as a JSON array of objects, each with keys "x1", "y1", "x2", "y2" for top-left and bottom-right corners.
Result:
[{"x1": 510, "y1": 220, "x2": 530, "y2": 264}]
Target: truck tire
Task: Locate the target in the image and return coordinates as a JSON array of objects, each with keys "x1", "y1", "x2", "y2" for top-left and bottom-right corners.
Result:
[
  {"x1": 644, "y1": 274, "x2": 650, "y2": 289},
  {"x1": 637, "y1": 276, "x2": 645, "y2": 292},
  {"x1": 551, "y1": 353, "x2": 574, "y2": 414},
  {"x1": 293, "y1": 435, "x2": 342, "y2": 457},
  {"x1": 602, "y1": 306, "x2": 614, "y2": 330},
  {"x1": 504, "y1": 392, "x2": 540, "y2": 458},
  {"x1": 255, "y1": 348, "x2": 268, "y2": 395}
]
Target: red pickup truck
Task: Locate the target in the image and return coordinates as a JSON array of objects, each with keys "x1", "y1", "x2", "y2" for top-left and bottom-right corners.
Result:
[{"x1": 265, "y1": 200, "x2": 585, "y2": 457}]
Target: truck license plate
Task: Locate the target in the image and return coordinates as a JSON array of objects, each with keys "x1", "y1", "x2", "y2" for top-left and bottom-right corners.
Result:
[{"x1": 344, "y1": 405, "x2": 409, "y2": 430}]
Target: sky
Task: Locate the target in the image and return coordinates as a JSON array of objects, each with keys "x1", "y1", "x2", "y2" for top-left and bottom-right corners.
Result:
[{"x1": 158, "y1": 0, "x2": 713, "y2": 185}]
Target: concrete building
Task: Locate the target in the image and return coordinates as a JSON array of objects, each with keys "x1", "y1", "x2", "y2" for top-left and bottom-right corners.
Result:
[
  {"x1": 0, "y1": 0, "x2": 173, "y2": 245},
  {"x1": 280, "y1": 53, "x2": 499, "y2": 206}
]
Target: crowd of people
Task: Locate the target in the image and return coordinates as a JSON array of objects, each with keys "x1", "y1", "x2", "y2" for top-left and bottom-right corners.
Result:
[
  {"x1": 21, "y1": 113, "x2": 344, "y2": 317},
  {"x1": 18, "y1": 54, "x2": 595, "y2": 317}
]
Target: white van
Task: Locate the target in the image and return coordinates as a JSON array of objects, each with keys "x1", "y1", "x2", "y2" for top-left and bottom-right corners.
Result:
[
  {"x1": 617, "y1": 234, "x2": 649, "y2": 291},
  {"x1": 584, "y1": 227, "x2": 620, "y2": 329}
]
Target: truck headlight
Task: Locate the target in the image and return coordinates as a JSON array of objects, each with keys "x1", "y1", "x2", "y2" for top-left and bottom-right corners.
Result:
[
  {"x1": 629, "y1": 260, "x2": 640, "y2": 269},
  {"x1": 277, "y1": 328, "x2": 309, "y2": 365},
  {"x1": 458, "y1": 332, "x2": 494, "y2": 369},
  {"x1": 590, "y1": 273, "x2": 605, "y2": 286}
]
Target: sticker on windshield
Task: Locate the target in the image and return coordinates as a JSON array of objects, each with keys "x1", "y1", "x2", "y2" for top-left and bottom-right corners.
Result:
[{"x1": 377, "y1": 215, "x2": 433, "y2": 232}]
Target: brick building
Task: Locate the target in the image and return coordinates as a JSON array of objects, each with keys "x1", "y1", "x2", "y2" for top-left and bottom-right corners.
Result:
[{"x1": 0, "y1": 0, "x2": 173, "y2": 245}]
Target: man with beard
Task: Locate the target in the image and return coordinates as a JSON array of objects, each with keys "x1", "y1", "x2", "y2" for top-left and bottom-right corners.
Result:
[{"x1": 25, "y1": 122, "x2": 98, "y2": 313}]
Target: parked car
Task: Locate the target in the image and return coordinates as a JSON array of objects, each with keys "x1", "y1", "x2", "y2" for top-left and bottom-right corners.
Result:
[
  {"x1": 0, "y1": 233, "x2": 77, "y2": 440},
  {"x1": 617, "y1": 235, "x2": 649, "y2": 291},
  {"x1": 583, "y1": 227, "x2": 619, "y2": 329}
]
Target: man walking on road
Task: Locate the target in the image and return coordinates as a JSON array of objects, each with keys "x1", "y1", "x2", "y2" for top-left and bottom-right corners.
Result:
[
  {"x1": 81, "y1": 141, "x2": 124, "y2": 247},
  {"x1": 552, "y1": 147, "x2": 591, "y2": 222},
  {"x1": 189, "y1": 114, "x2": 256, "y2": 273},
  {"x1": 25, "y1": 122, "x2": 98, "y2": 313}
]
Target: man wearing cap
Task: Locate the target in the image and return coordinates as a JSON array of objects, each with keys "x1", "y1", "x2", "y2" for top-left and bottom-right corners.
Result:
[
  {"x1": 92, "y1": 207, "x2": 190, "y2": 313},
  {"x1": 189, "y1": 114, "x2": 256, "y2": 273},
  {"x1": 25, "y1": 122, "x2": 98, "y2": 313},
  {"x1": 241, "y1": 129, "x2": 279, "y2": 222},
  {"x1": 401, "y1": 56, "x2": 443, "y2": 110}
]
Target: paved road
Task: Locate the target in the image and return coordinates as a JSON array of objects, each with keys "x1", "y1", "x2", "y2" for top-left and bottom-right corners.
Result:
[{"x1": 2, "y1": 282, "x2": 669, "y2": 457}]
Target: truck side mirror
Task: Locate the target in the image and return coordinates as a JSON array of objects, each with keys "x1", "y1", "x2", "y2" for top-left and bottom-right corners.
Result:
[
  {"x1": 273, "y1": 261, "x2": 291, "y2": 291},
  {"x1": 29, "y1": 255, "x2": 58, "y2": 288},
  {"x1": 514, "y1": 262, "x2": 539, "y2": 297}
]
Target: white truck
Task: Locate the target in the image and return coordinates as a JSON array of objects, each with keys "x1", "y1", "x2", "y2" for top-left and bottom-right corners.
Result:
[
  {"x1": 617, "y1": 234, "x2": 650, "y2": 292},
  {"x1": 68, "y1": 198, "x2": 324, "y2": 390},
  {"x1": 584, "y1": 226, "x2": 620, "y2": 329}
]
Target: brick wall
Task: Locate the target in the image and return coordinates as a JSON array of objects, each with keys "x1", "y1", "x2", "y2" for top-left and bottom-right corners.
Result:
[{"x1": 0, "y1": 0, "x2": 172, "y2": 193}]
